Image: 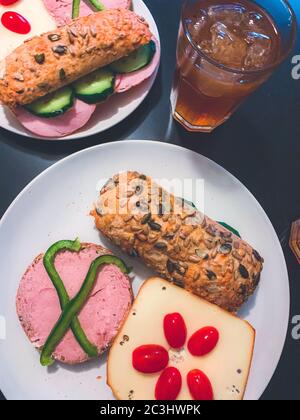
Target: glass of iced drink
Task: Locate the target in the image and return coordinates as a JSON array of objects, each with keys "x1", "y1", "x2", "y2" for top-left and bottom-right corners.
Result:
[{"x1": 171, "y1": 0, "x2": 297, "y2": 132}]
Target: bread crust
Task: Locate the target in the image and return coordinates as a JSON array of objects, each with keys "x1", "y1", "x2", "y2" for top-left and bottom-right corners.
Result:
[
  {"x1": 92, "y1": 171, "x2": 264, "y2": 313},
  {"x1": 0, "y1": 9, "x2": 151, "y2": 107}
]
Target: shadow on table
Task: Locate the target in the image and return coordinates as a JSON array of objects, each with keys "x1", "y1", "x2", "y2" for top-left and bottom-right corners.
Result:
[{"x1": 168, "y1": 108, "x2": 276, "y2": 202}]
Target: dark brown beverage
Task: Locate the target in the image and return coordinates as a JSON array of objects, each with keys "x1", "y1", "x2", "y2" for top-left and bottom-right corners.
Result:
[{"x1": 171, "y1": 0, "x2": 292, "y2": 132}]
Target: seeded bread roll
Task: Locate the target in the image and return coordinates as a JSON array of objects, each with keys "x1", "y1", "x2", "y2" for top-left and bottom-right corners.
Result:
[
  {"x1": 91, "y1": 171, "x2": 264, "y2": 313},
  {"x1": 0, "y1": 9, "x2": 151, "y2": 108}
]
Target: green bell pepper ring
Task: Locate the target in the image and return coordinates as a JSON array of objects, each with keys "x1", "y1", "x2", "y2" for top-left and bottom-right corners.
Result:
[
  {"x1": 43, "y1": 239, "x2": 98, "y2": 359},
  {"x1": 40, "y1": 255, "x2": 130, "y2": 366}
]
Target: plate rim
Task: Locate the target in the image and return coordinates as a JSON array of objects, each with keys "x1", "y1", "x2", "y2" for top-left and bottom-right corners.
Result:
[
  {"x1": 0, "y1": 139, "x2": 290, "y2": 400},
  {"x1": 0, "y1": 0, "x2": 161, "y2": 141}
]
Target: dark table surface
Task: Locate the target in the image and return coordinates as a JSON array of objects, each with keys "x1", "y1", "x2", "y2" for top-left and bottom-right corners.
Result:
[{"x1": 0, "y1": 0, "x2": 300, "y2": 400}]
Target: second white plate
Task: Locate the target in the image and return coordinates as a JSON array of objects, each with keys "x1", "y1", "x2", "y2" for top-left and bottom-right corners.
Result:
[
  {"x1": 0, "y1": 140, "x2": 289, "y2": 400},
  {"x1": 0, "y1": 0, "x2": 160, "y2": 141}
]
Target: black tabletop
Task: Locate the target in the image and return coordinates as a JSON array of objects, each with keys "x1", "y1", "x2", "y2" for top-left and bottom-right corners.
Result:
[{"x1": 0, "y1": 0, "x2": 300, "y2": 401}]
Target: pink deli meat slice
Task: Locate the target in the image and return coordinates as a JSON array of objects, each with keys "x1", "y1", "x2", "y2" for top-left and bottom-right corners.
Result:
[
  {"x1": 14, "y1": 99, "x2": 96, "y2": 138},
  {"x1": 16, "y1": 244, "x2": 133, "y2": 364},
  {"x1": 114, "y1": 37, "x2": 160, "y2": 93},
  {"x1": 43, "y1": 0, "x2": 132, "y2": 26}
]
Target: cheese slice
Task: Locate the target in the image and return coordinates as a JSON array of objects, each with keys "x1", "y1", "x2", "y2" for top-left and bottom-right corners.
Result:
[
  {"x1": 107, "y1": 277, "x2": 255, "y2": 401},
  {"x1": 0, "y1": 1, "x2": 56, "y2": 63}
]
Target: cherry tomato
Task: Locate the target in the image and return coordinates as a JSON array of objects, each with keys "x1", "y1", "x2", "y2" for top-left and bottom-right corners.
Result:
[
  {"x1": 163, "y1": 312, "x2": 187, "y2": 349},
  {"x1": 0, "y1": 0, "x2": 20, "y2": 5},
  {"x1": 132, "y1": 345, "x2": 169, "y2": 373},
  {"x1": 155, "y1": 367, "x2": 182, "y2": 400},
  {"x1": 188, "y1": 326, "x2": 219, "y2": 356},
  {"x1": 1, "y1": 11, "x2": 31, "y2": 35},
  {"x1": 187, "y1": 369, "x2": 214, "y2": 400}
]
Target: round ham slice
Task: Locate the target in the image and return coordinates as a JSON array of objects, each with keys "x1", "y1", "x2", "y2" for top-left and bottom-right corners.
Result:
[
  {"x1": 16, "y1": 243, "x2": 133, "y2": 365},
  {"x1": 114, "y1": 37, "x2": 160, "y2": 93},
  {"x1": 14, "y1": 99, "x2": 96, "y2": 139},
  {"x1": 18, "y1": 2, "x2": 157, "y2": 138},
  {"x1": 43, "y1": 0, "x2": 132, "y2": 26}
]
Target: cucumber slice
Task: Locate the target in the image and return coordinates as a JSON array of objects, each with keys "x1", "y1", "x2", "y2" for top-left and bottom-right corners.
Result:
[
  {"x1": 73, "y1": 68, "x2": 115, "y2": 104},
  {"x1": 25, "y1": 87, "x2": 74, "y2": 118},
  {"x1": 110, "y1": 40, "x2": 156, "y2": 74}
]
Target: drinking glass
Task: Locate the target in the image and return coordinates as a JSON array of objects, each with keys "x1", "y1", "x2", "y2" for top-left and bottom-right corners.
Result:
[{"x1": 171, "y1": 0, "x2": 297, "y2": 132}]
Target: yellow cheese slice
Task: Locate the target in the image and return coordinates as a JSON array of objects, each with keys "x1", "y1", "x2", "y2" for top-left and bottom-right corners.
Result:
[{"x1": 107, "y1": 277, "x2": 255, "y2": 401}]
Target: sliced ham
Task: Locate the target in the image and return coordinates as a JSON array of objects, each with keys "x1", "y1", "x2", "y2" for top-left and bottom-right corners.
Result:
[
  {"x1": 14, "y1": 99, "x2": 96, "y2": 139},
  {"x1": 16, "y1": 243, "x2": 133, "y2": 364},
  {"x1": 114, "y1": 37, "x2": 160, "y2": 93},
  {"x1": 43, "y1": 0, "x2": 132, "y2": 26}
]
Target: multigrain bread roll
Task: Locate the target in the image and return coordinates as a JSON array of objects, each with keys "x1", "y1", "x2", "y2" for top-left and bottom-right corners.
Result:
[
  {"x1": 91, "y1": 171, "x2": 264, "y2": 312},
  {"x1": 0, "y1": 9, "x2": 151, "y2": 108}
]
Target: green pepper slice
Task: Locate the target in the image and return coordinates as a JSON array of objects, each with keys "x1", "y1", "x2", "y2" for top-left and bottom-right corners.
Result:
[
  {"x1": 40, "y1": 254, "x2": 130, "y2": 366},
  {"x1": 72, "y1": 0, "x2": 105, "y2": 20},
  {"x1": 43, "y1": 239, "x2": 98, "y2": 359},
  {"x1": 72, "y1": 0, "x2": 81, "y2": 19},
  {"x1": 88, "y1": 0, "x2": 105, "y2": 11}
]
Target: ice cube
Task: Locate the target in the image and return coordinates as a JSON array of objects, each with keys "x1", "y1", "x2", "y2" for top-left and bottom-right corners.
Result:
[
  {"x1": 243, "y1": 11, "x2": 266, "y2": 32},
  {"x1": 187, "y1": 9, "x2": 208, "y2": 38},
  {"x1": 199, "y1": 22, "x2": 247, "y2": 68},
  {"x1": 207, "y1": 4, "x2": 246, "y2": 27},
  {"x1": 199, "y1": 39, "x2": 213, "y2": 55},
  {"x1": 246, "y1": 31, "x2": 271, "y2": 44},
  {"x1": 244, "y1": 31, "x2": 272, "y2": 69}
]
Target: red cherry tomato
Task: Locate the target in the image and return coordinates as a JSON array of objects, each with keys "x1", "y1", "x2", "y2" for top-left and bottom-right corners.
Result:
[
  {"x1": 155, "y1": 367, "x2": 182, "y2": 400},
  {"x1": 188, "y1": 326, "x2": 219, "y2": 356},
  {"x1": 0, "y1": 0, "x2": 19, "y2": 5},
  {"x1": 1, "y1": 11, "x2": 31, "y2": 35},
  {"x1": 163, "y1": 312, "x2": 187, "y2": 349},
  {"x1": 187, "y1": 369, "x2": 214, "y2": 400},
  {"x1": 132, "y1": 345, "x2": 169, "y2": 373}
]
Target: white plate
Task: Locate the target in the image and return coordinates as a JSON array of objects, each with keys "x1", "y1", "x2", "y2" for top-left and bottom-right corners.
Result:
[
  {"x1": 0, "y1": 140, "x2": 289, "y2": 400},
  {"x1": 0, "y1": 1, "x2": 160, "y2": 141}
]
